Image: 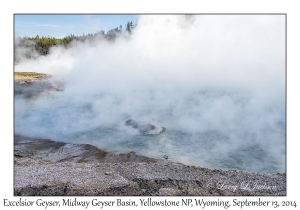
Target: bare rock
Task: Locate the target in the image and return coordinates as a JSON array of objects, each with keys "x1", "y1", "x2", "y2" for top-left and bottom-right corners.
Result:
[
  {"x1": 158, "y1": 188, "x2": 181, "y2": 196},
  {"x1": 14, "y1": 134, "x2": 286, "y2": 196}
]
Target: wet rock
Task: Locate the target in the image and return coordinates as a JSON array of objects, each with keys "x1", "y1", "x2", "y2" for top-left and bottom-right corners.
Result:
[
  {"x1": 125, "y1": 119, "x2": 139, "y2": 128},
  {"x1": 125, "y1": 119, "x2": 166, "y2": 135},
  {"x1": 14, "y1": 135, "x2": 156, "y2": 164},
  {"x1": 125, "y1": 119, "x2": 156, "y2": 134}
]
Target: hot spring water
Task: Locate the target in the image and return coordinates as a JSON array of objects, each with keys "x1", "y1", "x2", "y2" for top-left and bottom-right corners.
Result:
[{"x1": 14, "y1": 89, "x2": 285, "y2": 174}]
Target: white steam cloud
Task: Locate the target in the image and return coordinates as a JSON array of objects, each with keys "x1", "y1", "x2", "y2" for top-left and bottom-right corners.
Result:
[{"x1": 14, "y1": 15, "x2": 285, "y2": 173}]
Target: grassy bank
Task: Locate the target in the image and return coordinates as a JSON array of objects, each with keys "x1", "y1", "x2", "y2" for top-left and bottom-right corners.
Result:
[{"x1": 14, "y1": 72, "x2": 48, "y2": 81}]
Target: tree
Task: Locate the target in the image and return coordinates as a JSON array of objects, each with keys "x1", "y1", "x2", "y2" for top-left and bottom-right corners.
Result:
[
  {"x1": 126, "y1": 21, "x2": 131, "y2": 34},
  {"x1": 15, "y1": 19, "x2": 138, "y2": 60},
  {"x1": 130, "y1": 21, "x2": 134, "y2": 30}
]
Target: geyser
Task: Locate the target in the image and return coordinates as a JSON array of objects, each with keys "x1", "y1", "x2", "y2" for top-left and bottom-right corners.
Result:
[{"x1": 14, "y1": 15, "x2": 285, "y2": 173}]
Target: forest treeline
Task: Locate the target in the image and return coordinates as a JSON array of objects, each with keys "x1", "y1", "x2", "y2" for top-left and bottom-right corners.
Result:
[{"x1": 15, "y1": 21, "x2": 136, "y2": 64}]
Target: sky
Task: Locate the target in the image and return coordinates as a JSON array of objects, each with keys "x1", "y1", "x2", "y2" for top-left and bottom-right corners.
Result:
[{"x1": 14, "y1": 14, "x2": 139, "y2": 38}]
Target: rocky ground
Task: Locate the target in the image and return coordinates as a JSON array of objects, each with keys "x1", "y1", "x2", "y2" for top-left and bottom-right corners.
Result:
[
  {"x1": 14, "y1": 72, "x2": 63, "y2": 99},
  {"x1": 14, "y1": 135, "x2": 286, "y2": 196}
]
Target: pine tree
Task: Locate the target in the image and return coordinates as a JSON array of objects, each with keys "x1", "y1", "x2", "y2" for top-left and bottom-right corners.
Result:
[{"x1": 126, "y1": 21, "x2": 131, "y2": 34}]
